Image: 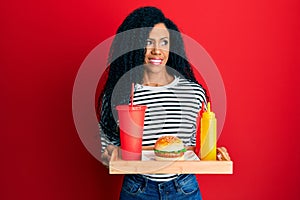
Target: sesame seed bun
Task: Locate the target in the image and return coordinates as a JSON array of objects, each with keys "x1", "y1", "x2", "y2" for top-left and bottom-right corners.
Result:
[{"x1": 154, "y1": 136, "x2": 186, "y2": 161}]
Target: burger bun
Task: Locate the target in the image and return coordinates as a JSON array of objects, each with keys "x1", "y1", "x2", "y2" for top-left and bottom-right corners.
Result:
[{"x1": 154, "y1": 136, "x2": 186, "y2": 161}]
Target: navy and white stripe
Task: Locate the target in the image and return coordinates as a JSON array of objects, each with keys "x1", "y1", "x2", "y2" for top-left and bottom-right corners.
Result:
[{"x1": 134, "y1": 76, "x2": 206, "y2": 181}]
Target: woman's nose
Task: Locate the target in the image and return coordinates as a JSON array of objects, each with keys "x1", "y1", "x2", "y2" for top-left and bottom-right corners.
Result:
[{"x1": 151, "y1": 45, "x2": 162, "y2": 55}]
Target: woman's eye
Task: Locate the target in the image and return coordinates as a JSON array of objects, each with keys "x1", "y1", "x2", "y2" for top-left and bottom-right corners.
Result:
[
  {"x1": 146, "y1": 40, "x2": 153, "y2": 46},
  {"x1": 160, "y1": 40, "x2": 169, "y2": 46}
]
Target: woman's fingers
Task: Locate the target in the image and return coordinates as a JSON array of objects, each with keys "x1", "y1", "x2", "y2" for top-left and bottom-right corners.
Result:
[
  {"x1": 216, "y1": 147, "x2": 231, "y2": 161},
  {"x1": 101, "y1": 149, "x2": 110, "y2": 167},
  {"x1": 101, "y1": 145, "x2": 117, "y2": 167},
  {"x1": 106, "y1": 145, "x2": 116, "y2": 155}
]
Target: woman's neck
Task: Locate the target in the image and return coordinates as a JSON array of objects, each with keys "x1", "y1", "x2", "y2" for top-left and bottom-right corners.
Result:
[{"x1": 142, "y1": 72, "x2": 174, "y2": 86}]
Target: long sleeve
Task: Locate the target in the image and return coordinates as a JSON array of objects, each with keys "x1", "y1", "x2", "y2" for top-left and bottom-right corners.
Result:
[
  {"x1": 99, "y1": 92, "x2": 120, "y2": 152},
  {"x1": 99, "y1": 124, "x2": 120, "y2": 152}
]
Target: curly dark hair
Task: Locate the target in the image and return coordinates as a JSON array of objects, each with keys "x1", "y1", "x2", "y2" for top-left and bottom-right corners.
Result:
[{"x1": 98, "y1": 6, "x2": 204, "y2": 143}]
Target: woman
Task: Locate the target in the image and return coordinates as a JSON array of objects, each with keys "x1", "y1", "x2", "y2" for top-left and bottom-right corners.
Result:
[{"x1": 98, "y1": 6, "x2": 206, "y2": 200}]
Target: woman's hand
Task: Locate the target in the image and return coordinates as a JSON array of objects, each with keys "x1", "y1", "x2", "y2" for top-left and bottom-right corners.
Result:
[
  {"x1": 216, "y1": 147, "x2": 231, "y2": 161},
  {"x1": 101, "y1": 145, "x2": 118, "y2": 167}
]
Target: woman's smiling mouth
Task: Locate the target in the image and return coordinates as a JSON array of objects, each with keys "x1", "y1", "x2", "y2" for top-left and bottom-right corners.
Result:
[{"x1": 149, "y1": 58, "x2": 163, "y2": 65}]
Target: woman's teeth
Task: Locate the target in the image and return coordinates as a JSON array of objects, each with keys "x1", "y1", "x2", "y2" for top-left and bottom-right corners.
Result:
[{"x1": 149, "y1": 59, "x2": 162, "y2": 65}]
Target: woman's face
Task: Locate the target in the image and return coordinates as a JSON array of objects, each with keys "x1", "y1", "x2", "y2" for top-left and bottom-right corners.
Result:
[{"x1": 144, "y1": 23, "x2": 170, "y2": 73}]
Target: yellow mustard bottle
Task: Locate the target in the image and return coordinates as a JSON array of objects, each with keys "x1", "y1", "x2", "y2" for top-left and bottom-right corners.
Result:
[{"x1": 200, "y1": 102, "x2": 217, "y2": 160}]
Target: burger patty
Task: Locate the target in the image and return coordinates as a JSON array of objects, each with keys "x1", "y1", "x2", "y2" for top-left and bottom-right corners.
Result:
[{"x1": 154, "y1": 150, "x2": 185, "y2": 158}]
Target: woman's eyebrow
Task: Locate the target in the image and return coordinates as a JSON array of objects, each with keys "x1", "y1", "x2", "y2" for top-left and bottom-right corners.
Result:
[
  {"x1": 160, "y1": 37, "x2": 169, "y2": 40},
  {"x1": 147, "y1": 37, "x2": 169, "y2": 40}
]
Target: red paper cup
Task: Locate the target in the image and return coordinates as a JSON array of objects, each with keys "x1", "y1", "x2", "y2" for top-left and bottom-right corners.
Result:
[{"x1": 116, "y1": 105, "x2": 147, "y2": 160}]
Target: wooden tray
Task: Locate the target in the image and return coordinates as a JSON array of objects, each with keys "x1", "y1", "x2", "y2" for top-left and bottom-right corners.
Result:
[{"x1": 109, "y1": 148, "x2": 233, "y2": 174}]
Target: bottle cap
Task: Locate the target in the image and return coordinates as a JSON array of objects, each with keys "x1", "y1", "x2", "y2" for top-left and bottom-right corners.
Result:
[{"x1": 202, "y1": 102, "x2": 215, "y2": 118}]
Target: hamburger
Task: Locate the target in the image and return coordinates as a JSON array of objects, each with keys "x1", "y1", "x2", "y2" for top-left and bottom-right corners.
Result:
[{"x1": 154, "y1": 136, "x2": 186, "y2": 161}]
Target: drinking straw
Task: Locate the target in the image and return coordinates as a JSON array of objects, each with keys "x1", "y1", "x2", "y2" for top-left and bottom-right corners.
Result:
[{"x1": 130, "y1": 83, "x2": 134, "y2": 106}]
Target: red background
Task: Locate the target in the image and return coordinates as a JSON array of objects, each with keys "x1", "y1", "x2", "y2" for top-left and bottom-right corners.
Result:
[{"x1": 1, "y1": 0, "x2": 300, "y2": 199}]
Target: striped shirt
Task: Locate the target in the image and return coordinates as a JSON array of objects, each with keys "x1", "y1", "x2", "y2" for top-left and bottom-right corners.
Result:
[{"x1": 101, "y1": 76, "x2": 206, "y2": 181}]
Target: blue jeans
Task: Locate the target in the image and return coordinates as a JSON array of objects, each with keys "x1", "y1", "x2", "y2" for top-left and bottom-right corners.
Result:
[{"x1": 120, "y1": 174, "x2": 202, "y2": 200}]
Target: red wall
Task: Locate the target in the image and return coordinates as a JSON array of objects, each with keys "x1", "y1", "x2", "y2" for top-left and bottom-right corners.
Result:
[{"x1": 1, "y1": 0, "x2": 300, "y2": 199}]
